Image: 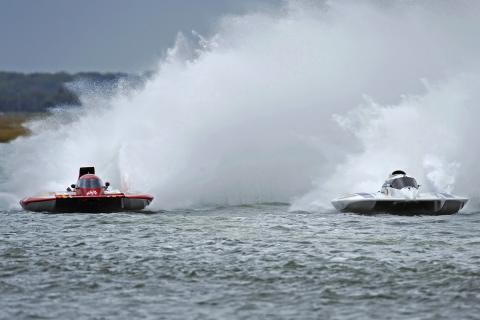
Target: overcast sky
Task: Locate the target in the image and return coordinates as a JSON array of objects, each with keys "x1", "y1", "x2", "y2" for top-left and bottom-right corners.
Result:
[{"x1": 0, "y1": 0, "x2": 280, "y2": 73}]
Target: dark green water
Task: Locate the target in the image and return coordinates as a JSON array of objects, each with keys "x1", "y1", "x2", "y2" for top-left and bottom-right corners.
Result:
[{"x1": 1, "y1": 205, "x2": 480, "y2": 319}]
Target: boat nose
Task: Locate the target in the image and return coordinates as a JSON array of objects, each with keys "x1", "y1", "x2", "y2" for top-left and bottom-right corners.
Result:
[{"x1": 401, "y1": 187, "x2": 418, "y2": 199}]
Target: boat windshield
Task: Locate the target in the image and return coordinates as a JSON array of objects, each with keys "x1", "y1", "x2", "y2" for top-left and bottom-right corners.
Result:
[
  {"x1": 77, "y1": 178, "x2": 103, "y2": 188},
  {"x1": 390, "y1": 177, "x2": 418, "y2": 189}
]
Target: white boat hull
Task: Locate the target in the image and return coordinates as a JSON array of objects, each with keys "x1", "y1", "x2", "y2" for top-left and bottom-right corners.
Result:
[{"x1": 332, "y1": 193, "x2": 468, "y2": 215}]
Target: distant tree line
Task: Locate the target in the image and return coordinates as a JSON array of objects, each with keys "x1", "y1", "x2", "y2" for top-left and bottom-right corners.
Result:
[{"x1": 0, "y1": 71, "x2": 138, "y2": 112}]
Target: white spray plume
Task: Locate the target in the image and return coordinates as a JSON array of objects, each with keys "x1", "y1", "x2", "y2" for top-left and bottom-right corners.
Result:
[{"x1": 1, "y1": 0, "x2": 480, "y2": 211}]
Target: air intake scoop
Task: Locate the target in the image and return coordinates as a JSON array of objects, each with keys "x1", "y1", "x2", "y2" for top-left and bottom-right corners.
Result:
[{"x1": 79, "y1": 166, "x2": 95, "y2": 178}]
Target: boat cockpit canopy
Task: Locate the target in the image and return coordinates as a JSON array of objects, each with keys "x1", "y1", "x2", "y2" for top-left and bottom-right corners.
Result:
[
  {"x1": 77, "y1": 177, "x2": 103, "y2": 188},
  {"x1": 388, "y1": 176, "x2": 418, "y2": 189}
]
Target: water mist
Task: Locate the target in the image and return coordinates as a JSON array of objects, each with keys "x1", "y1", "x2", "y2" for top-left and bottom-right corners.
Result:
[{"x1": 1, "y1": 0, "x2": 480, "y2": 211}]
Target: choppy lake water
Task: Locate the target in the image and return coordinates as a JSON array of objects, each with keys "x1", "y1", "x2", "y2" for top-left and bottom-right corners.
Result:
[{"x1": 1, "y1": 205, "x2": 480, "y2": 320}]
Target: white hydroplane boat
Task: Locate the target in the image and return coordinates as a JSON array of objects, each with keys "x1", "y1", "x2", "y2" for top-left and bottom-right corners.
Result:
[{"x1": 331, "y1": 170, "x2": 468, "y2": 215}]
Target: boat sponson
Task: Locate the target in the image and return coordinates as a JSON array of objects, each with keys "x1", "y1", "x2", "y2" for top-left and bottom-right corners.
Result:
[
  {"x1": 21, "y1": 194, "x2": 153, "y2": 213},
  {"x1": 338, "y1": 198, "x2": 466, "y2": 215}
]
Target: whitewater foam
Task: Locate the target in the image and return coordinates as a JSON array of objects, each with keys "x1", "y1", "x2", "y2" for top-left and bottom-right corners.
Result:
[{"x1": 1, "y1": 0, "x2": 479, "y2": 211}]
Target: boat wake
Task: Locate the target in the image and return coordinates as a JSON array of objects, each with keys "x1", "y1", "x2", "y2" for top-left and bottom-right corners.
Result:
[{"x1": 1, "y1": 0, "x2": 480, "y2": 211}]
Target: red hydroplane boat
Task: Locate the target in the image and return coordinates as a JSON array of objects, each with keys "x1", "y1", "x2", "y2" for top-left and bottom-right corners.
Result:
[{"x1": 20, "y1": 167, "x2": 153, "y2": 213}]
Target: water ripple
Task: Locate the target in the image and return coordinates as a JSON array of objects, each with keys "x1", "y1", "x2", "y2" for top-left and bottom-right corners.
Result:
[{"x1": 1, "y1": 207, "x2": 480, "y2": 319}]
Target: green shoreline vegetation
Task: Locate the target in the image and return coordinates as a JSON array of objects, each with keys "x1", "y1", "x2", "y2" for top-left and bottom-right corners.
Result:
[{"x1": 0, "y1": 113, "x2": 33, "y2": 143}]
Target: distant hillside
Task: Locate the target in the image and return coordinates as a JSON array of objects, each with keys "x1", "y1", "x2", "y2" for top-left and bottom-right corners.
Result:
[{"x1": 0, "y1": 71, "x2": 140, "y2": 112}]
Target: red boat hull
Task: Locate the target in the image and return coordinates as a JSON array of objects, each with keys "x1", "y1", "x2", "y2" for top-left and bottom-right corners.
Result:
[{"x1": 20, "y1": 194, "x2": 153, "y2": 213}]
